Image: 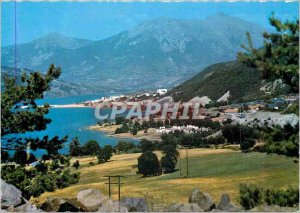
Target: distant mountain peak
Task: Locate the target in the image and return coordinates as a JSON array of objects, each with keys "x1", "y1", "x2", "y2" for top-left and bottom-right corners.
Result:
[
  {"x1": 31, "y1": 32, "x2": 92, "y2": 50},
  {"x1": 43, "y1": 32, "x2": 68, "y2": 39}
]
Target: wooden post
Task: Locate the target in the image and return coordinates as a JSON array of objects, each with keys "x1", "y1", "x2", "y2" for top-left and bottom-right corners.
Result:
[
  {"x1": 186, "y1": 147, "x2": 189, "y2": 178},
  {"x1": 108, "y1": 176, "x2": 111, "y2": 197},
  {"x1": 118, "y1": 176, "x2": 121, "y2": 201}
]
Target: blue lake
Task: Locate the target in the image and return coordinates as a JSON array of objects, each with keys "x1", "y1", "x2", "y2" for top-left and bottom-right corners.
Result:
[{"x1": 7, "y1": 93, "x2": 137, "y2": 157}]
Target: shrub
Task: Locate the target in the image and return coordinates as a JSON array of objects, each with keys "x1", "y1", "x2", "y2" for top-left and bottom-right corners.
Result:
[
  {"x1": 265, "y1": 187, "x2": 299, "y2": 207},
  {"x1": 239, "y1": 184, "x2": 263, "y2": 210},
  {"x1": 72, "y1": 160, "x2": 80, "y2": 170},
  {"x1": 161, "y1": 155, "x2": 177, "y2": 173},
  {"x1": 26, "y1": 173, "x2": 57, "y2": 198},
  {"x1": 240, "y1": 138, "x2": 256, "y2": 152},
  {"x1": 57, "y1": 169, "x2": 80, "y2": 188},
  {"x1": 137, "y1": 151, "x2": 162, "y2": 177},
  {"x1": 97, "y1": 145, "x2": 113, "y2": 163},
  {"x1": 35, "y1": 162, "x2": 48, "y2": 174},
  {"x1": 115, "y1": 141, "x2": 137, "y2": 153}
]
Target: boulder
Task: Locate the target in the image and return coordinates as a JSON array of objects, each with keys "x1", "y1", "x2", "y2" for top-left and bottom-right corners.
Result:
[
  {"x1": 7, "y1": 202, "x2": 41, "y2": 212},
  {"x1": 217, "y1": 193, "x2": 239, "y2": 211},
  {"x1": 250, "y1": 204, "x2": 298, "y2": 212},
  {"x1": 1, "y1": 179, "x2": 23, "y2": 208},
  {"x1": 97, "y1": 199, "x2": 128, "y2": 212},
  {"x1": 40, "y1": 197, "x2": 80, "y2": 212},
  {"x1": 76, "y1": 188, "x2": 108, "y2": 212},
  {"x1": 188, "y1": 188, "x2": 214, "y2": 211},
  {"x1": 121, "y1": 197, "x2": 148, "y2": 212},
  {"x1": 169, "y1": 203, "x2": 204, "y2": 212}
]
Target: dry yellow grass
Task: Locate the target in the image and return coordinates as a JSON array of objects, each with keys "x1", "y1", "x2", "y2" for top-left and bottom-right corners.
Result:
[{"x1": 37, "y1": 148, "x2": 298, "y2": 208}]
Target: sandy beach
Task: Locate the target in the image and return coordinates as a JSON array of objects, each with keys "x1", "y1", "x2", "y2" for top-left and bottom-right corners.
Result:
[
  {"x1": 87, "y1": 124, "x2": 162, "y2": 141},
  {"x1": 50, "y1": 104, "x2": 91, "y2": 108}
]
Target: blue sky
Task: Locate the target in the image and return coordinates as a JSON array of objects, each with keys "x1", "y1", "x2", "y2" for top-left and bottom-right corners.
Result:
[{"x1": 2, "y1": 2, "x2": 298, "y2": 46}]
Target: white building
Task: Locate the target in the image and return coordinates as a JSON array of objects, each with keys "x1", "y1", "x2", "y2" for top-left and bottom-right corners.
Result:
[{"x1": 156, "y1": 89, "x2": 168, "y2": 95}]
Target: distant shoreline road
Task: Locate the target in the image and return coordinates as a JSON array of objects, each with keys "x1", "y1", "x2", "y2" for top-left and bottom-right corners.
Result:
[{"x1": 50, "y1": 104, "x2": 91, "y2": 108}]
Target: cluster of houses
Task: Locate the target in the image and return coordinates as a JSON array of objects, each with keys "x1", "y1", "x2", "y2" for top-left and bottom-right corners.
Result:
[
  {"x1": 84, "y1": 90, "x2": 298, "y2": 127},
  {"x1": 83, "y1": 89, "x2": 169, "y2": 107},
  {"x1": 156, "y1": 125, "x2": 211, "y2": 134}
]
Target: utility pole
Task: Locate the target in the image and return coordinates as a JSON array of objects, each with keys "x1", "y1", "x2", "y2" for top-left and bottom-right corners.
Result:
[
  {"x1": 186, "y1": 146, "x2": 189, "y2": 178},
  {"x1": 181, "y1": 145, "x2": 191, "y2": 178},
  {"x1": 104, "y1": 175, "x2": 124, "y2": 201}
]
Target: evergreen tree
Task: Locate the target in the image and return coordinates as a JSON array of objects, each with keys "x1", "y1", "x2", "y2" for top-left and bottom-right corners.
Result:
[
  {"x1": 69, "y1": 137, "x2": 82, "y2": 156},
  {"x1": 238, "y1": 14, "x2": 299, "y2": 92},
  {"x1": 1, "y1": 64, "x2": 67, "y2": 158},
  {"x1": 1, "y1": 65, "x2": 79, "y2": 199}
]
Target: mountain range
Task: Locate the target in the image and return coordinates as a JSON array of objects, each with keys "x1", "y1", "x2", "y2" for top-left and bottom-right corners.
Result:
[{"x1": 2, "y1": 13, "x2": 265, "y2": 96}]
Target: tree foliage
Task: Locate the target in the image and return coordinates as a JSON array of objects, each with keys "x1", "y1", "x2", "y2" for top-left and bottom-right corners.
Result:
[
  {"x1": 69, "y1": 137, "x2": 81, "y2": 156},
  {"x1": 82, "y1": 140, "x2": 101, "y2": 157},
  {"x1": 137, "y1": 151, "x2": 162, "y2": 177},
  {"x1": 97, "y1": 145, "x2": 113, "y2": 163},
  {"x1": 1, "y1": 65, "x2": 79, "y2": 199},
  {"x1": 264, "y1": 123, "x2": 299, "y2": 158},
  {"x1": 238, "y1": 14, "x2": 299, "y2": 92},
  {"x1": 1, "y1": 64, "x2": 67, "y2": 156}
]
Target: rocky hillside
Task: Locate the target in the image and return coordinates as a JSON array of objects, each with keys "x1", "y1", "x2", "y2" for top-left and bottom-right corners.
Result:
[
  {"x1": 1, "y1": 66, "x2": 94, "y2": 97},
  {"x1": 168, "y1": 61, "x2": 267, "y2": 102},
  {"x1": 2, "y1": 14, "x2": 264, "y2": 93}
]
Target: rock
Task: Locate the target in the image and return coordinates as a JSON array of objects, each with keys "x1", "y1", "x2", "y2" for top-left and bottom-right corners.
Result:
[
  {"x1": 168, "y1": 204, "x2": 182, "y2": 212},
  {"x1": 97, "y1": 199, "x2": 128, "y2": 212},
  {"x1": 217, "y1": 193, "x2": 239, "y2": 211},
  {"x1": 188, "y1": 188, "x2": 214, "y2": 211},
  {"x1": 250, "y1": 204, "x2": 298, "y2": 212},
  {"x1": 40, "y1": 197, "x2": 80, "y2": 212},
  {"x1": 169, "y1": 203, "x2": 204, "y2": 212},
  {"x1": 180, "y1": 203, "x2": 203, "y2": 212},
  {"x1": 1, "y1": 179, "x2": 23, "y2": 208},
  {"x1": 7, "y1": 202, "x2": 41, "y2": 212},
  {"x1": 76, "y1": 188, "x2": 108, "y2": 212},
  {"x1": 121, "y1": 197, "x2": 148, "y2": 212}
]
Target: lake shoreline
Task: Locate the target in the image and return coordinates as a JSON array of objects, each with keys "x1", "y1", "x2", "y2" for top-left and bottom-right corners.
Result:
[{"x1": 86, "y1": 124, "x2": 162, "y2": 141}]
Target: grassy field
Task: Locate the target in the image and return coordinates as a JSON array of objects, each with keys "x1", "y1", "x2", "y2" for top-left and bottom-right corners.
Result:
[{"x1": 37, "y1": 148, "x2": 298, "y2": 208}]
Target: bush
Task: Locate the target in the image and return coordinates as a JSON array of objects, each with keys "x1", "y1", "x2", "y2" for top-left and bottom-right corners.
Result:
[
  {"x1": 265, "y1": 187, "x2": 299, "y2": 207},
  {"x1": 35, "y1": 162, "x2": 48, "y2": 174},
  {"x1": 222, "y1": 124, "x2": 260, "y2": 144},
  {"x1": 161, "y1": 155, "x2": 177, "y2": 173},
  {"x1": 97, "y1": 145, "x2": 113, "y2": 163},
  {"x1": 115, "y1": 141, "x2": 137, "y2": 153},
  {"x1": 239, "y1": 184, "x2": 263, "y2": 210},
  {"x1": 240, "y1": 138, "x2": 256, "y2": 152},
  {"x1": 137, "y1": 151, "x2": 162, "y2": 177},
  {"x1": 240, "y1": 184, "x2": 299, "y2": 209},
  {"x1": 72, "y1": 160, "x2": 80, "y2": 170},
  {"x1": 26, "y1": 173, "x2": 57, "y2": 198},
  {"x1": 57, "y1": 169, "x2": 80, "y2": 188}
]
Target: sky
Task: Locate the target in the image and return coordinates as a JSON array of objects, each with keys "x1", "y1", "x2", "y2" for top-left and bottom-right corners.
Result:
[{"x1": 2, "y1": 2, "x2": 298, "y2": 47}]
